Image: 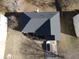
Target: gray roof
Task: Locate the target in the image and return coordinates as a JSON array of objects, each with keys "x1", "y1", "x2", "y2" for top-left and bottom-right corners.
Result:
[
  {"x1": 24, "y1": 12, "x2": 57, "y2": 18},
  {"x1": 22, "y1": 12, "x2": 61, "y2": 40}
]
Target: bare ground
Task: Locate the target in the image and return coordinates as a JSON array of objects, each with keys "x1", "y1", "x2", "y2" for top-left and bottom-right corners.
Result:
[
  {"x1": 4, "y1": 28, "x2": 79, "y2": 59},
  {"x1": 0, "y1": 0, "x2": 79, "y2": 59},
  {"x1": 5, "y1": 28, "x2": 44, "y2": 59},
  {"x1": 58, "y1": 33, "x2": 79, "y2": 59}
]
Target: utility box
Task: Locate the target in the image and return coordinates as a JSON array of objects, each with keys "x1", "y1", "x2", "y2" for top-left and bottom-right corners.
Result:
[{"x1": 22, "y1": 12, "x2": 61, "y2": 40}]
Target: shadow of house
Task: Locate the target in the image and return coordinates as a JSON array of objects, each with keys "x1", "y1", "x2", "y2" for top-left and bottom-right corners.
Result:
[
  {"x1": 60, "y1": 11, "x2": 79, "y2": 37},
  {"x1": 5, "y1": 12, "x2": 31, "y2": 31},
  {"x1": 15, "y1": 13, "x2": 31, "y2": 31}
]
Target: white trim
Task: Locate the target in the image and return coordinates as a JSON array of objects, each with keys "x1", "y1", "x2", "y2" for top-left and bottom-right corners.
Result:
[{"x1": 0, "y1": 14, "x2": 7, "y2": 59}]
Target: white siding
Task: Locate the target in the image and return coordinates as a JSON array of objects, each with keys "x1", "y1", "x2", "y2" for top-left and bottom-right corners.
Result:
[
  {"x1": 73, "y1": 14, "x2": 79, "y2": 37},
  {"x1": 50, "y1": 12, "x2": 61, "y2": 40},
  {"x1": 0, "y1": 14, "x2": 7, "y2": 59}
]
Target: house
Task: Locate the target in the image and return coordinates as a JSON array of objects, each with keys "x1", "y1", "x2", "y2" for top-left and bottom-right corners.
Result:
[{"x1": 22, "y1": 12, "x2": 61, "y2": 40}]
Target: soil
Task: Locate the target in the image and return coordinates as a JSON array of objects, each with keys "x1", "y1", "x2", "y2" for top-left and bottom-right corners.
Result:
[
  {"x1": 5, "y1": 28, "x2": 44, "y2": 59},
  {"x1": 0, "y1": 0, "x2": 79, "y2": 59}
]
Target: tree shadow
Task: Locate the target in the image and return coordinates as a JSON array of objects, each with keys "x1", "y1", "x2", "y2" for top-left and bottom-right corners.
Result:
[{"x1": 55, "y1": 0, "x2": 62, "y2": 12}]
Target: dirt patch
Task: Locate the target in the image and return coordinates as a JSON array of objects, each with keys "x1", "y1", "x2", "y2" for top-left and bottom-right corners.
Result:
[
  {"x1": 58, "y1": 33, "x2": 79, "y2": 59},
  {"x1": 5, "y1": 28, "x2": 44, "y2": 59}
]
